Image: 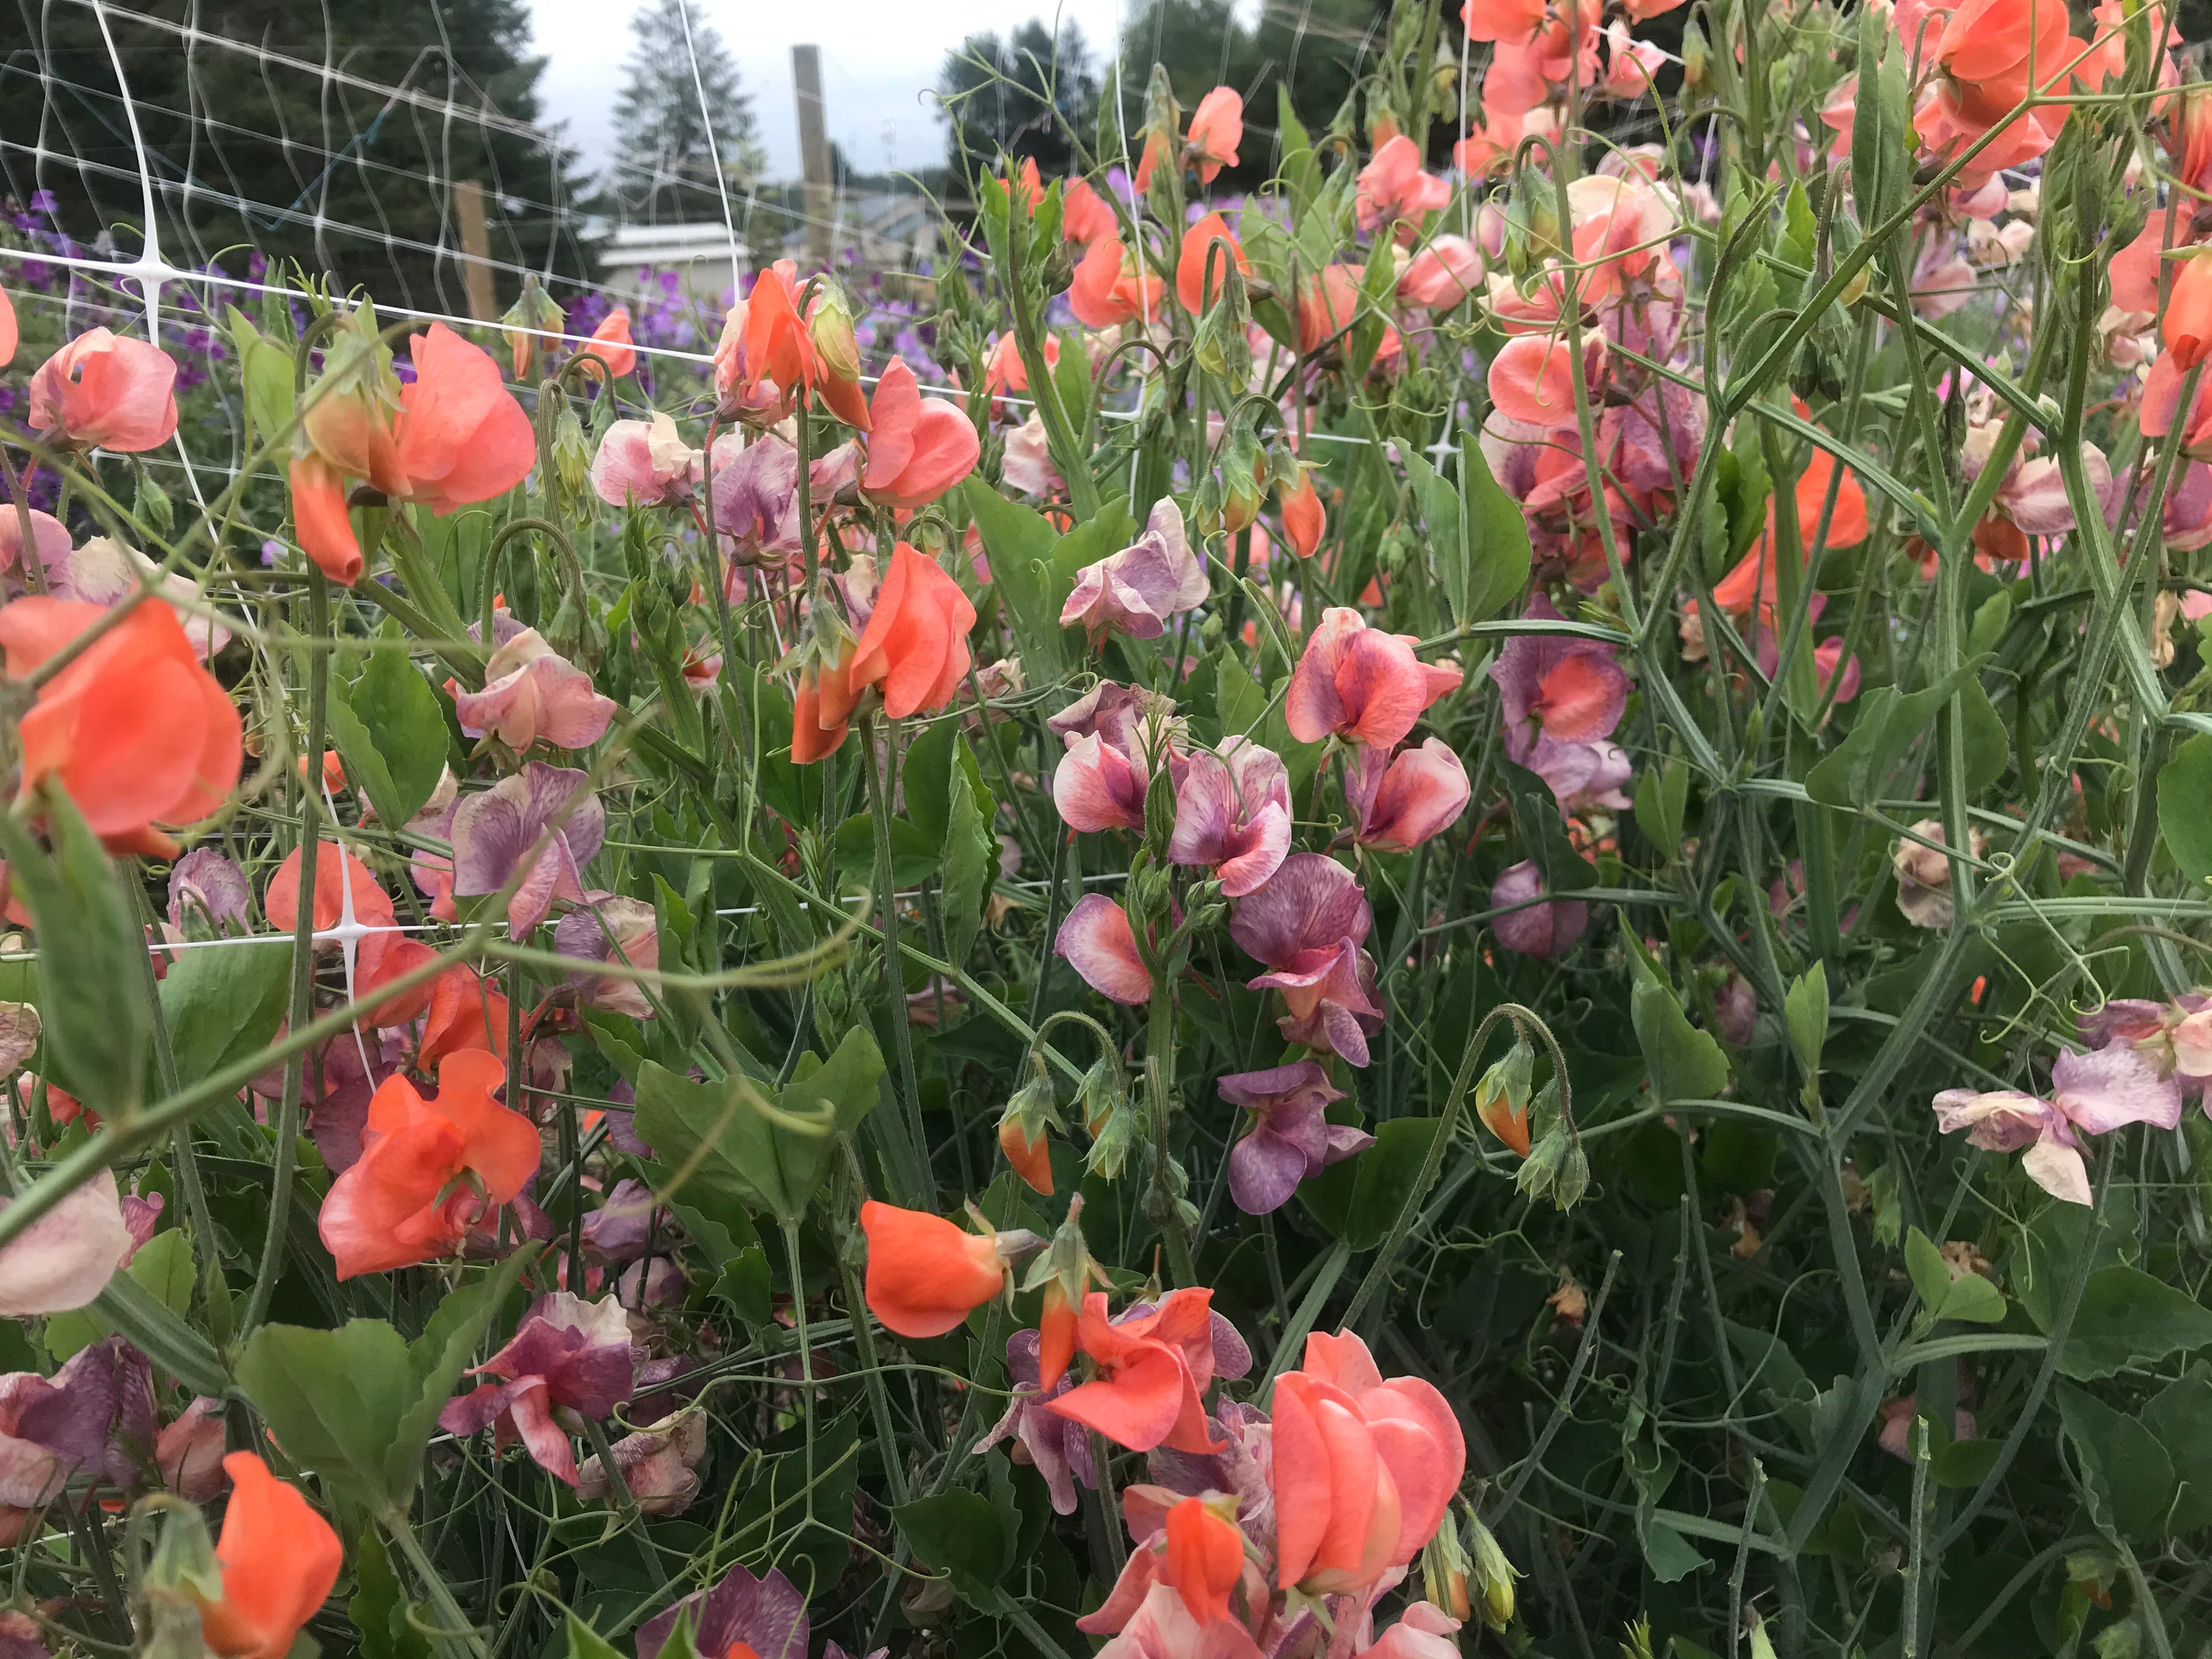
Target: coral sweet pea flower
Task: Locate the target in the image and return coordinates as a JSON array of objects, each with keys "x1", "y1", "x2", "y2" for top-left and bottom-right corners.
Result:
[
  {"x1": 1345, "y1": 738, "x2": 1471, "y2": 853},
  {"x1": 1177, "y1": 212, "x2": 1250, "y2": 315},
  {"x1": 191, "y1": 1453, "x2": 343, "y2": 1659},
  {"x1": 1462, "y1": 0, "x2": 1547, "y2": 43},
  {"x1": 0, "y1": 596, "x2": 242, "y2": 855},
  {"x1": 1056, "y1": 894, "x2": 1154, "y2": 1004},
  {"x1": 1186, "y1": 87, "x2": 1244, "y2": 184},
  {"x1": 1047, "y1": 1288, "x2": 1226, "y2": 1454},
  {"x1": 288, "y1": 454, "x2": 363, "y2": 585},
  {"x1": 584, "y1": 307, "x2": 637, "y2": 377},
  {"x1": 860, "y1": 1200, "x2": 1039, "y2": 1338},
  {"x1": 1072, "y1": 238, "x2": 1165, "y2": 330},
  {"x1": 27, "y1": 329, "x2": 179, "y2": 452},
  {"x1": 736, "y1": 263, "x2": 872, "y2": 430},
  {"x1": 1161, "y1": 1496, "x2": 1246, "y2": 1626},
  {"x1": 1063, "y1": 177, "x2": 1119, "y2": 246},
  {"x1": 1273, "y1": 1331, "x2": 1465, "y2": 1595},
  {"x1": 1278, "y1": 467, "x2": 1325, "y2": 558},
  {"x1": 1286, "y1": 608, "x2": 1458, "y2": 748},
  {"x1": 2166, "y1": 255, "x2": 2212, "y2": 372},
  {"x1": 860, "y1": 357, "x2": 981, "y2": 510},
  {"x1": 317, "y1": 1049, "x2": 540, "y2": 1278},
  {"x1": 1356, "y1": 136, "x2": 1452, "y2": 240},
  {"x1": 416, "y1": 967, "x2": 511, "y2": 1071},
  {"x1": 393, "y1": 323, "x2": 539, "y2": 514},
  {"x1": 848, "y1": 542, "x2": 977, "y2": 719}
]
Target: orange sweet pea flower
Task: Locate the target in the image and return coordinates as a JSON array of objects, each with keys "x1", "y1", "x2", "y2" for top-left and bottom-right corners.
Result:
[
  {"x1": 732, "y1": 264, "x2": 872, "y2": 430},
  {"x1": 1185, "y1": 88, "x2": 1244, "y2": 185},
  {"x1": 0, "y1": 596, "x2": 242, "y2": 855},
  {"x1": 191, "y1": 1453, "x2": 342, "y2": 1659},
  {"x1": 790, "y1": 641, "x2": 860, "y2": 765},
  {"x1": 1062, "y1": 177, "x2": 1119, "y2": 247},
  {"x1": 288, "y1": 454, "x2": 364, "y2": 585},
  {"x1": 1177, "y1": 212, "x2": 1251, "y2": 315},
  {"x1": 849, "y1": 543, "x2": 978, "y2": 720},
  {"x1": 264, "y1": 840, "x2": 394, "y2": 934},
  {"x1": 1161, "y1": 1496, "x2": 1246, "y2": 1627},
  {"x1": 584, "y1": 308, "x2": 637, "y2": 377},
  {"x1": 1711, "y1": 449, "x2": 1869, "y2": 618},
  {"x1": 1047, "y1": 1287, "x2": 1226, "y2": 1454},
  {"x1": 1037, "y1": 1277, "x2": 1080, "y2": 1390},
  {"x1": 1278, "y1": 468, "x2": 1325, "y2": 559},
  {"x1": 416, "y1": 967, "x2": 511, "y2": 1071},
  {"x1": 1071, "y1": 238, "x2": 1165, "y2": 329},
  {"x1": 860, "y1": 1200, "x2": 1035, "y2": 1338},
  {"x1": 317, "y1": 1049, "x2": 540, "y2": 1279},
  {"x1": 998, "y1": 1116, "x2": 1054, "y2": 1195},
  {"x1": 392, "y1": 324, "x2": 540, "y2": 514}
]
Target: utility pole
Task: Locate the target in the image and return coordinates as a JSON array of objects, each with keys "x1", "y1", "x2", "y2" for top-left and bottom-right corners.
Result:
[
  {"x1": 791, "y1": 45, "x2": 833, "y2": 269},
  {"x1": 453, "y1": 179, "x2": 497, "y2": 321}
]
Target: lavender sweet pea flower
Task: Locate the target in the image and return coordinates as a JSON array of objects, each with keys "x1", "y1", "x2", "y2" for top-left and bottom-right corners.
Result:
[
  {"x1": 2049, "y1": 1044, "x2": 2182, "y2": 1135},
  {"x1": 553, "y1": 895, "x2": 660, "y2": 1019},
  {"x1": 166, "y1": 848, "x2": 251, "y2": 934},
  {"x1": 1491, "y1": 860, "x2": 1587, "y2": 958},
  {"x1": 1046, "y1": 681, "x2": 1182, "y2": 753},
  {"x1": 1229, "y1": 855, "x2": 1386, "y2": 1067},
  {"x1": 638, "y1": 1564, "x2": 809, "y2": 1659},
  {"x1": 974, "y1": 1328, "x2": 1098, "y2": 1515},
  {"x1": 437, "y1": 1292, "x2": 636, "y2": 1486},
  {"x1": 1169, "y1": 739, "x2": 1293, "y2": 896},
  {"x1": 708, "y1": 434, "x2": 859, "y2": 565},
  {"x1": 1932, "y1": 1046, "x2": 2180, "y2": 1206},
  {"x1": 1060, "y1": 499, "x2": 1209, "y2": 643},
  {"x1": 1218, "y1": 1062, "x2": 1368, "y2": 1214},
  {"x1": 0, "y1": 1169, "x2": 131, "y2": 1316},
  {"x1": 452, "y1": 761, "x2": 606, "y2": 938}
]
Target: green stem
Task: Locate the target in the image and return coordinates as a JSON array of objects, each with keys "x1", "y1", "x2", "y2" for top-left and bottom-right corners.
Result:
[
  {"x1": 863, "y1": 712, "x2": 933, "y2": 1203},
  {"x1": 382, "y1": 1510, "x2": 486, "y2": 1659}
]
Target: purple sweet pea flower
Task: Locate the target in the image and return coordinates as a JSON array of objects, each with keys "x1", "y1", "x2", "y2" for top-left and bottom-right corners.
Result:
[
  {"x1": 974, "y1": 1328, "x2": 1098, "y2": 1515},
  {"x1": 1229, "y1": 855, "x2": 1385, "y2": 1067},
  {"x1": 637, "y1": 1563, "x2": 809, "y2": 1659},
  {"x1": 166, "y1": 848, "x2": 251, "y2": 934},
  {"x1": 553, "y1": 895, "x2": 660, "y2": 1020},
  {"x1": 437, "y1": 1293, "x2": 636, "y2": 1486},
  {"x1": 451, "y1": 761, "x2": 606, "y2": 938},
  {"x1": 0, "y1": 1338, "x2": 155, "y2": 1508},
  {"x1": 1169, "y1": 738, "x2": 1293, "y2": 896},
  {"x1": 1060, "y1": 499, "x2": 1209, "y2": 643},
  {"x1": 1218, "y1": 1062, "x2": 1369, "y2": 1214},
  {"x1": 1490, "y1": 860, "x2": 1588, "y2": 958},
  {"x1": 580, "y1": 1178, "x2": 661, "y2": 1262}
]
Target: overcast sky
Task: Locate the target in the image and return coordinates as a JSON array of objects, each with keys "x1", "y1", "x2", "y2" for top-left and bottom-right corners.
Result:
[{"x1": 528, "y1": 0, "x2": 1130, "y2": 185}]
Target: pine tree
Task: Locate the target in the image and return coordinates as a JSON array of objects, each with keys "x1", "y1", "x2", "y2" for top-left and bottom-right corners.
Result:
[{"x1": 606, "y1": 0, "x2": 768, "y2": 223}]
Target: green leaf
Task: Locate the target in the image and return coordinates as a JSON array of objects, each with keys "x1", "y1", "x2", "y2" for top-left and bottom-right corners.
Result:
[
  {"x1": 1460, "y1": 431, "x2": 1534, "y2": 627},
  {"x1": 1340, "y1": 1118, "x2": 1438, "y2": 1252},
  {"x1": 1802, "y1": 657, "x2": 1992, "y2": 808},
  {"x1": 2160, "y1": 733, "x2": 2212, "y2": 890},
  {"x1": 350, "y1": 1530, "x2": 432, "y2": 1659},
  {"x1": 235, "y1": 1319, "x2": 415, "y2": 1511},
  {"x1": 964, "y1": 477, "x2": 1065, "y2": 683},
  {"x1": 157, "y1": 939, "x2": 293, "y2": 1089},
  {"x1": 2058, "y1": 1381, "x2": 2175, "y2": 1539},
  {"x1": 336, "y1": 644, "x2": 450, "y2": 830},
  {"x1": 1214, "y1": 648, "x2": 1267, "y2": 740},
  {"x1": 1403, "y1": 449, "x2": 1465, "y2": 624},
  {"x1": 1627, "y1": 938, "x2": 1730, "y2": 1103},
  {"x1": 2053, "y1": 1266, "x2": 2212, "y2": 1381},
  {"x1": 2146, "y1": 1365, "x2": 2212, "y2": 1535},
  {"x1": 832, "y1": 812, "x2": 939, "y2": 889},
  {"x1": 941, "y1": 757, "x2": 996, "y2": 972},
  {"x1": 1499, "y1": 757, "x2": 1598, "y2": 892},
  {"x1": 1957, "y1": 675, "x2": 2010, "y2": 795},
  {"x1": 893, "y1": 1491, "x2": 1007, "y2": 1597},
  {"x1": 1639, "y1": 1516, "x2": 1708, "y2": 1583},
  {"x1": 635, "y1": 1027, "x2": 883, "y2": 1223},
  {"x1": 1784, "y1": 961, "x2": 1829, "y2": 1075},
  {"x1": 0, "y1": 786, "x2": 149, "y2": 1119},
  {"x1": 1905, "y1": 1227, "x2": 1953, "y2": 1314},
  {"x1": 563, "y1": 1613, "x2": 625, "y2": 1659},
  {"x1": 236, "y1": 1248, "x2": 534, "y2": 1514},
  {"x1": 1347, "y1": 236, "x2": 1395, "y2": 382},
  {"x1": 45, "y1": 1227, "x2": 195, "y2": 1360},
  {"x1": 1777, "y1": 177, "x2": 1817, "y2": 270},
  {"x1": 227, "y1": 306, "x2": 296, "y2": 449},
  {"x1": 1717, "y1": 430, "x2": 1772, "y2": 569},
  {"x1": 1634, "y1": 757, "x2": 1689, "y2": 860}
]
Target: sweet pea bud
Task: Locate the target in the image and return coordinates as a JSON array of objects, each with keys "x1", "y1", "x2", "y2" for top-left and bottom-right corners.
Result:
[
  {"x1": 134, "y1": 472, "x2": 174, "y2": 538},
  {"x1": 1222, "y1": 429, "x2": 1266, "y2": 535},
  {"x1": 552, "y1": 403, "x2": 590, "y2": 503},
  {"x1": 502, "y1": 275, "x2": 566, "y2": 380},
  {"x1": 140, "y1": 1496, "x2": 225, "y2": 1604},
  {"x1": 1467, "y1": 1514, "x2": 1519, "y2": 1632},
  {"x1": 1145, "y1": 754, "x2": 1180, "y2": 854},
  {"x1": 1086, "y1": 1096, "x2": 1139, "y2": 1181},
  {"x1": 1193, "y1": 473, "x2": 1226, "y2": 537},
  {"x1": 1421, "y1": 1509, "x2": 1474, "y2": 1621},
  {"x1": 1681, "y1": 20, "x2": 1709, "y2": 91},
  {"x1": 1143, "y1": 63, "x2": 1183, "y2": 156},
  {"x1": 1022, "y1": 1192, "x2": 1098, "y2": 1297},
  {"x1": 1620, "y1": 1620, "x2": 1657, "y2": 1659},
  {"x1": 809, "y1": 282, "x2": 863, "y2": 383},
  {"x1": 1476, "y1": 1037, "x2": 1535, "y2": 1142}
]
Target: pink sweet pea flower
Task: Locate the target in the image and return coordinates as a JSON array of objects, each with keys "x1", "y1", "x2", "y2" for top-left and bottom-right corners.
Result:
[
  {"x1": 1062, "y1": 499, "x2": 1209, "y2": 644},
  {"x1": 1219, "y1": 1062, "x2": 1368, "y2": 1214},
  {"x1": 28, "y1": 329, "x2": 179, "y2": 452},
  {"x1": 584, "y1": 308, "x2": 637, "y2": 377},
  {"x1": 1346, "y1": 738, "x2": 1470, "y2": 852},
  {"x1": 156, "y1": 1397, "x2": 230, "y2": 1503},
  {"x1": 1057, "y1": 894, "x2": 1153, "y2": 1005},
  {"x1": 1356, "y1": 135, "x2": 1452, "y2": 240},
  {"x1": 553, "y1": 895, "x2": 661, "y2": 1020},
  {"x1": 1356, "y1": 1604, "x2": 1466, "y2": 1659},
  {"x1": 450, "y1": 760, "x2": 606, "y2": 938},
  {"x1": 0, "y1": 1168, "x2": 131, "y2": 1315},
  {"x1": 449, "y1": 628, "x2": 618, "y2": 752},
  {"x1": 1491, "y1": 860, "x2": 1587, "y2": 958},
  {"x1": 1229, "y1": 854, "x2": 1385, "y2": 1066},
  {"x1": 438, "y1": 1291, "x2": 637, "y2": 1486},
  {"x1": 1933, "y1": 1045, "x2": 2181, "y2": 1205},
  {"x1": 1488, "y1": 332, "x2": 1604, "y2": 428},
  {"x1": 1398, "y1": 236, "x2": 1485, "y2": 310},
  {"x1": 1491, "y1": 595, "x2": 1629, "y2": 746},
  {"x1": 1286, "y1": 608, "x2": 1458, "y2": 749},
  {"x1": 861, "y1": 358, "x2": 980, "y2": 510},
  {"x1": 0, "y1": 507, "x2": 70, "y2": 577},
  {"x1": 579, "y1": 1410, "x2": 708, "y2": 1515},
  {"x1": 1168, "y1": 739, "x2": 1293, "y2": 895},
  {"x1": 1054, "y1": 732, "x2": 1151, "y2": 833},
  {"x1": 590, "y1": 413, "x2": 695, "y2": 506}
]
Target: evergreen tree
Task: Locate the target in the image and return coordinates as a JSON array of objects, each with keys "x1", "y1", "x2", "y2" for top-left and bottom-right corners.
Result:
[
  {"x1": 938, "y1": 20, "x2": 1101, "y2": 192},
  {"x1": 606, "y1": 0, "x2": 767, "y2": 223},
  {"x1": 0, "y1": 0, "x2": 592, "y2": 313}
]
